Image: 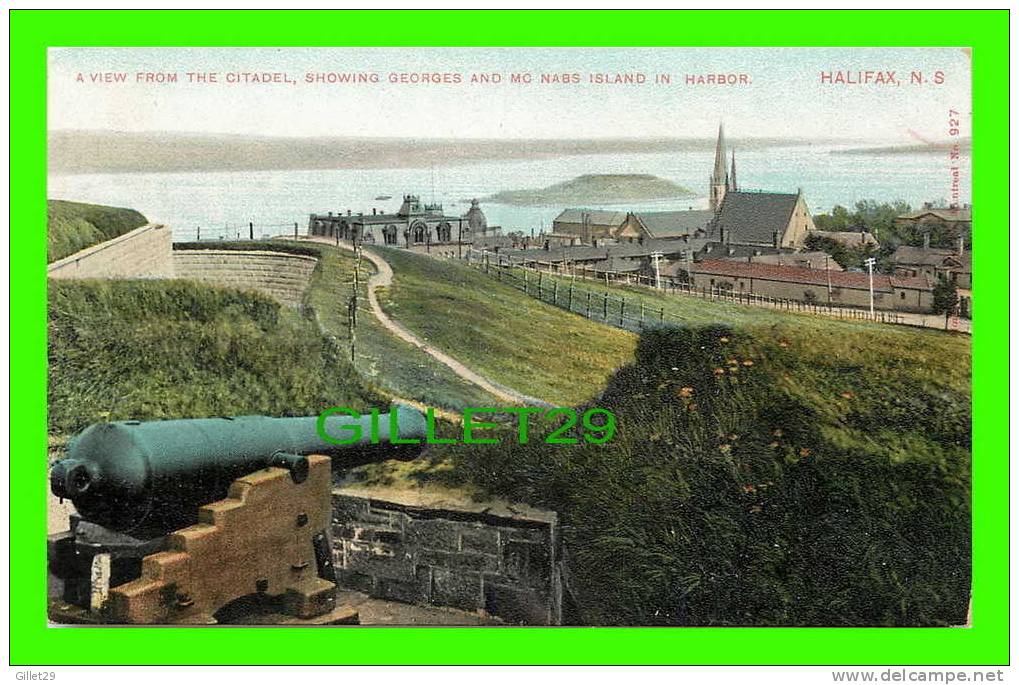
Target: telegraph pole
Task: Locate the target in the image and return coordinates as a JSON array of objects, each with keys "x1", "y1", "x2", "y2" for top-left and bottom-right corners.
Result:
[
  {"x1": 651, "y1": 251, "x2": 663, "y2": 290},
  {"x1": 864, "y1": 257, "x2": 876, "y2": 316},
  {"x1": 825, "y1": 255, "x2": 832, "y2": 304}
]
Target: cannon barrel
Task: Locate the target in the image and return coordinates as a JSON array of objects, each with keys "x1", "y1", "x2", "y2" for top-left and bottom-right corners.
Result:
[{"x1": 50, "y1": 405, "x2": 427, "y2": 534}]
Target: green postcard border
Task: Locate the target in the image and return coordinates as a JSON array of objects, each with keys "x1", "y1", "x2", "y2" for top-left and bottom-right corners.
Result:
[{"x1": 10, "y1": 9, "x2": 1009, "y2": 666}]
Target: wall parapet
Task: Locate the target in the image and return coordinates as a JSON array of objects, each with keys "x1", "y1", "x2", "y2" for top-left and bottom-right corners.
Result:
[
  {"x1": 47, "y1": 223, "x2": 174, "y2": 280},
  {"x1": 173, "y1": 249, "x2": 318, "y2": 308},
  {"x1": 332, "y1": 488, "x2": 561, "y2": 625}
]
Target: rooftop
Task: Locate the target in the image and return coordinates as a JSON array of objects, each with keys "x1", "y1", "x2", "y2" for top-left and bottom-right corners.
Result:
[
  {"x1": 635, "y1": 209, "x2": 714, "y2": 238},
  {"x1": 694, "y1": 259, "x2": 931, "y2": 292},
  {"x1": 891, "y1": 245, "x2": 972, "y2": 271},
  {"x1": 713, "y1": 191, "x2": 801, "y2": 244},
  {"x1": 553, "y1": 209, "x2": 628, "y2": 226},
  {"x1": 896, "y1": 205, "x2": 972, "y2": 222}
]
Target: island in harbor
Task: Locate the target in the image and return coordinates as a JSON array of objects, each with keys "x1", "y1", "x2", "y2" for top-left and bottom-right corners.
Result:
[{"x1": 483, "y1": 173, "x2": 696, "y2": 207}]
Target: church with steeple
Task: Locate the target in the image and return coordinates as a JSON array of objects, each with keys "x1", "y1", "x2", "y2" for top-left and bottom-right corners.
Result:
[
  {"x1": 549, "y1": 122, "x2": 816, "y2": 250},
  {"x1": 705, "y1": 121, "x2": 815, "y2": 249}
]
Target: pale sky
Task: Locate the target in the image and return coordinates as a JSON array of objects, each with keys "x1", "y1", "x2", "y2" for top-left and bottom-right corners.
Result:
[{"x1": 48, "y1": 47, "x2": 972, "y2": 142}]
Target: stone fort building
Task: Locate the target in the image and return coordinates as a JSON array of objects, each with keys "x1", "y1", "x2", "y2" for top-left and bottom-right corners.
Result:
[{"x1": 309, "y1": 196, "x2": 491, "y2": 256}]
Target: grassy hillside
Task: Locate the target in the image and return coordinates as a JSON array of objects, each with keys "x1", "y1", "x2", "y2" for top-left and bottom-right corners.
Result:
[
  {"x1": 301, "y1": 243, "x2": 501, "y2": 411},
  {"x1": 377, "y1": 247, "x2": 637, "y2": 406},
  {"x1": 48, "y1": 199, "x2": 149, "y2": 263},
  {"x1": 48, "y1": 278, "x2": 384, "y2": 435},
  {"x1": 441, "y1": 324, "x2": 971, "y2": 626}
]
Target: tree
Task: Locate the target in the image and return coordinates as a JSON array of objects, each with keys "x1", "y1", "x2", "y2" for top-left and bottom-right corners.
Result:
[
  {"x1": 813, "y1": 204, "x2": 853, "y2": 231},
  {"x1": 931, "y1": 277, "x2": 959, "y2": 315}
]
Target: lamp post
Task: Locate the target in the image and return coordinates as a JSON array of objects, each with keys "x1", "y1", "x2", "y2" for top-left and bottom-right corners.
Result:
[{"x1": 864, "y1": 257, "x2": 876, "y2": 316}]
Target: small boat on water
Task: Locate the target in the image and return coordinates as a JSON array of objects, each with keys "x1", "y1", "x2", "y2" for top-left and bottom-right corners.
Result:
[{"x1": 374, "y1": 195, "x2": 392, "y2": 200}]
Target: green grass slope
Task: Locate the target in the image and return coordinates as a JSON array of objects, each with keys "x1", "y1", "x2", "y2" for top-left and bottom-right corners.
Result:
[
  {"x1": 377, "y1": 247, "x2": 637, "y2": 406},
  {"x1": 301, "y1": 243, "x2": 501, "y2": 411},
  {"x1": 48, "y1": 199, "x2": 149, "y2": 263},
  {"x1": 48, "y1": 278, "x2": 384, "y2": 436},
  {"x1": 443, "y1": 324, "x2": 971, "y2": 626}
]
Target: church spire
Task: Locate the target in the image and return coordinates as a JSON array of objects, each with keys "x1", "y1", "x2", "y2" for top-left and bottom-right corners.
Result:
[
  {"x1": 712, "y1": 122, "x2": 727, "y2": 185},
  {"x1": 709, "y1": 121, "x2": 728, "y2": 213},
  {"x1": 729, "y1": 148, "x2": 737, "y2": 191}
]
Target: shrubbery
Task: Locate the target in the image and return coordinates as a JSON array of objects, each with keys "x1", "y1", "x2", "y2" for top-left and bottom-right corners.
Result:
[{"x1": 444, "y1": 326, "x2": 971, "y2": 626}]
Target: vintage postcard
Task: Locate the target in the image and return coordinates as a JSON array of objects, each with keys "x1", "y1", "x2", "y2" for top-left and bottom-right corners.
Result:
[{"x1": 45, "y1": 46, "x2": 972, "y2": 629}]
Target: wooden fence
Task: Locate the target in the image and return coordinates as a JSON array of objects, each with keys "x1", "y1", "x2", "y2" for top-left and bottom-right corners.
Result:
[{"x1": 464, "y1": 250, "x2": 913, "y2": 330}]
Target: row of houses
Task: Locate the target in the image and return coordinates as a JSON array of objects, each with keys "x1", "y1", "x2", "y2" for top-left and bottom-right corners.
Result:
[{"x1": 306, "y1": 124, "x2": 971, "y2": 315}]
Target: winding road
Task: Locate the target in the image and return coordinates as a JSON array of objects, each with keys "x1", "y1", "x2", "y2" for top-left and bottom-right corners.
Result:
[{"x1": 298, "y1": 236, "x2": 547, "y2": 408}]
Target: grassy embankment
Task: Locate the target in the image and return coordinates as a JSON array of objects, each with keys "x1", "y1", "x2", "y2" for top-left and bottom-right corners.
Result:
[
  {"x1": 48, "y1": 278, "x2": 385, "y2": 438},
  {"x1": 47, "y1": 199, "x2": 149, "y2": 263},
  {"x1": 376, "y1": 247, "x2": 638, "y2": 407},
  {"x1": 400, "y1": 261, "x2": 970, "y2": 626},
  {"x1": 46, "y1": 235, "x2": 476, "y2": 495},
  {"x1": 300, "y1": 242, "x2": 502, "y2": 411}
]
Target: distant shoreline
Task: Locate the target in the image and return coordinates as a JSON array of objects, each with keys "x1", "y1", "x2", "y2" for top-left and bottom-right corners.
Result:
[
  {"x1": 49, "y1": 130, "x2": 860, "y2": 175},
  {"x1": 832, "y1": 139, "x2": 972, "y2": 156}
]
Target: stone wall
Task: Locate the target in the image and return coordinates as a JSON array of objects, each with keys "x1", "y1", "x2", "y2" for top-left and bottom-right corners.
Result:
[
  {"x1": 332, "y1": 488, "x2": 561, "y2": 625},
  {"x1": 47, "y1": 224, "x2": 174, "y2": 280},
  {"x1": 173, "y1": 250, "x2": 318, "y2": 308}
]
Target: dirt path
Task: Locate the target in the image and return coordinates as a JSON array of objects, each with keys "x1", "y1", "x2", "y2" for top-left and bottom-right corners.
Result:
[{"x1": 295, "y1": 236, "x2": 547, "y2": 407}]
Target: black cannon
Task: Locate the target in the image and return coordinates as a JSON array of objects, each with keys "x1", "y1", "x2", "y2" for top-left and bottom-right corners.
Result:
[
  {"x1": 48, "y1": 406, "x2": 428, "y2": 621},
  {"x1": 50, "y1": 405, "x2": 427, "y2": 534}
]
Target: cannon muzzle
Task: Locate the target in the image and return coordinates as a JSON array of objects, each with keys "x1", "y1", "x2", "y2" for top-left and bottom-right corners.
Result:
[{"x1": 50, "y1": 405, "x2": 427, "y2": 534}]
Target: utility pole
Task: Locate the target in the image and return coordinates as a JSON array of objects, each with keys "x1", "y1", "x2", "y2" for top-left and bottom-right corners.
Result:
[
  {"x1": 650, "y1": 251, "x2": 663, "y2": 290},
  {"x1": 864, "y1": 257, "x2": 876, "y2": 316},
  {"x1": 825, "y1": 254, "x2": 833, "y2": 304}
]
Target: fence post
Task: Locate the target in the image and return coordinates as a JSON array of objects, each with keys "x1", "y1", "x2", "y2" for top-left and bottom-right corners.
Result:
[
  {"x1": 603, "y1": 292, "x2": 609, "y2": 320},
  {"x1": 640, "y1": 301, "x2": 645, "y2": 324},
  {"x1": 294, "y1": 222, "x2": 298, "y2": 239},
  {"x1": 538, "y1": 271, "x2": 543, "y2": 299},
  {"x1": 348, "y1": 297, "x2": 357, "y2": 362},
  {"x1": 553, "y1": 282, "x2": 559, "y2": 306},
  {"x1": 660, "y1": 307, "x2": 665, "y2": 322},
  {"x1": 568, "y1": 283, "x2": 574, "y2": 311},
  {"x1": 620, "y1": 297, "x2": 626, "y2": 326},
  {"x1": 524, "y1": 270, "x2": 529, "y2": 293},
  {"x1": 249, "y1": 221, "x2": 254, "y2": 240},
  {"x1": 586, "y1": 291, "x2": 592, "y2": 318}
]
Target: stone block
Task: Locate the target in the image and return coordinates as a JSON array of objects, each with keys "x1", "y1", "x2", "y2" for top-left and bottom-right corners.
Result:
[
  {"x1": 418, "y1": 549, "x2": 500, "y2": 574},
  {"x1": 431, "y1": 568, "x2": 483, "y2": 612},
  {"x1": 377, "y1": 565, "x2": 431, "y2": 605},
  {"x1": 405, "y1": 518, "x2": 459, "y2": 551},
  {"x1": 502, "y1": 525, "x2": 549, "y2": 544},
  {"x1": 502, "y1": 540, "x2": 550, "y2": 585},
  {"x1": 460, "y1": 526, "x2": 499, "y2": 555},
  {"x1": 345, "y1": 540, "x2": 416, "y2": 581},
  {"x1": 484, "y1": 582, "x2": 551, "y2": 626}
]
